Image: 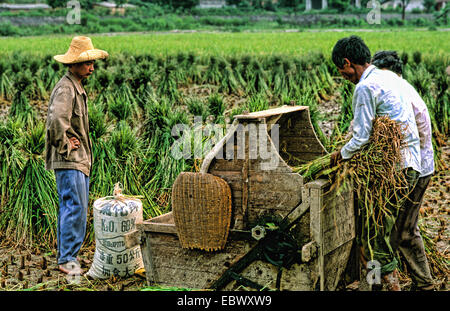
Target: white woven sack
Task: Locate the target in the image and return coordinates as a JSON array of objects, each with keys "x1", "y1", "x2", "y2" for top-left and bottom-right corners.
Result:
[{"x1": 87, "y1": 186, "x2": 144, "y2": 279}]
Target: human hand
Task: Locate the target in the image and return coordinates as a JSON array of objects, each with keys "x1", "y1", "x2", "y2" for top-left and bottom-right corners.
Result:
[
  {"x1": 69, "y1": 137, "x2": 81, "y2": 150},
  {"x1": 330, "y1": 149, "x2": 342, "y2": 167}
]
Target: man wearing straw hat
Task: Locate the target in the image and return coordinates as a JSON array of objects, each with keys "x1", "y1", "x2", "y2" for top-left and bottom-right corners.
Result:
[{"x1": 45, "y1": 36, "x2": 108, "y2": 275}]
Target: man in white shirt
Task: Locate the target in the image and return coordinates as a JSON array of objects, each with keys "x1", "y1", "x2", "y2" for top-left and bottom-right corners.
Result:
[
  {"x1": 371, "y1": 50, "x2": 435, "y2": 290},
  {"x1": 331, "y1": 36, "x2": 422, "y2": 291}
]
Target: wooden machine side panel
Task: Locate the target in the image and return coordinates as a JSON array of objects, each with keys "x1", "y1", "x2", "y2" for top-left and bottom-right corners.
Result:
[
  {"x1": 208, "y1": 123, "x2": 303, "y2": 230},
  {"x1": 247, "y1": 171, "x2": 303, "y2": 225},
  {"x1": 307, "y1": 179, "x2": 355, "y2": 291},
  {"x1": 278, "y1": 109, "x2": 328, "y2": 166},
  {"x1": 142, "y1": 231, "x2": 257, "y2": 289},
  {"x1": 321, "y1": 183, "x2": 355, "y2": 255},
  {"x1": 222, "y1": 260, "x2": 317, "y2": 291}
]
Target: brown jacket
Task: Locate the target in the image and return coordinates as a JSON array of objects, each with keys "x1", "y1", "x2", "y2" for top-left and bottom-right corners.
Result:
[{"x1": 45, "y1": 71, "x2": 93, "y2": 177}]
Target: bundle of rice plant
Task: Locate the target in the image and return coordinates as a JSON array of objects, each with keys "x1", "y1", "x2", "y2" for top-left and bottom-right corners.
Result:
[
  {"x1": 217, "y1": 58, "x2": 239, "y2": 94},
  {"x1": 203, "y1": 56, "x2": 223, "y2": 86},
  {"x1": 1, "y1": 121, "x2": 58, "y2": 247},
  {"x1": 157, "y1": 62, "x2": 179, "y2": 102},
  {"x1": 294, "y1": 116, "x2": 411, "y2": 261}
]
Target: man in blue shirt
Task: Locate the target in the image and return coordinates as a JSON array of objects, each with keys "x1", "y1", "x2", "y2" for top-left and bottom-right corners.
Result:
[{"x1": 331, "y1": 36, "x2": 422, "y2": 291}]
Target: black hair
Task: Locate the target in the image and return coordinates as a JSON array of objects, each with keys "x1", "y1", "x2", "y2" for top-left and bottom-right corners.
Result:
[
  {"x1": 371, "y1": 50, "x2": 403, "y2": 75},
  {"x1": 331, "y1": 36, "x2": 371, "y2": 69}
]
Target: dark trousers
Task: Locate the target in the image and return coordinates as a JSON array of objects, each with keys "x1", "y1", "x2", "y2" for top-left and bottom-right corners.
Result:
[
  {"x1": 359, "y1": 168, "x2": 419, "y2": 275},
  {"x1": 390, "y1": 174, "x2": 434, "y2": 287}
]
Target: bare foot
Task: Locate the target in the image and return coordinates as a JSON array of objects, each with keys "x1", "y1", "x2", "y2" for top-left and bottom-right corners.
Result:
[{"x1": 59, "y1": 261, "x2": 83, "y2": 275}]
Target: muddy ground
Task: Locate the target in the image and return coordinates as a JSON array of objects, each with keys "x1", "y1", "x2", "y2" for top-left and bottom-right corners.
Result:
[{"x1": 0, "y1": 89, "x2": 448, "y2": 291}]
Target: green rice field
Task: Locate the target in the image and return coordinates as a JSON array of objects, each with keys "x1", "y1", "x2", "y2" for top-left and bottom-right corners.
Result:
[{"x1": 1, "y1": 30, "x2": 449, "y2": 57}]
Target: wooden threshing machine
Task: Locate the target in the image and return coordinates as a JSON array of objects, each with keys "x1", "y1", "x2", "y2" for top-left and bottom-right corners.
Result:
[{"x1": 126, "y1": 106, "x2": 355, "y2": 290}]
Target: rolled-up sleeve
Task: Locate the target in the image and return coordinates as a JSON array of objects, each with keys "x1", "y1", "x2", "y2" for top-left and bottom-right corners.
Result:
[
  {"x1": 47, "y1": 86, "x2": 74, "y2": 159},
  {"x1": 341, "y1": 84, "x2": 376, "y2": 160}
]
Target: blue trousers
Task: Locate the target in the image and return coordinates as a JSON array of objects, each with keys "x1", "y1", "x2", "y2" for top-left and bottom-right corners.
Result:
[{"x1": 55, "y1": 169, "x2": 89, "y2": 265}]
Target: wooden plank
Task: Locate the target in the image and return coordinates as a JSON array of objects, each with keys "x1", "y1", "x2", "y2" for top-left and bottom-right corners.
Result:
[
  {"x1": 248, "y1": 158, "x2": 292, "y2": 173},
  {"x1": 142, "y1": 231, "x2": 256, "y2": 289},
  {"x1": 210, "y1": 159, "x2": 245, "y2": 172},
  {"x1": 147, "y1": 211, "x2": 174, "y2": 224},
  {"x1": 320, "y1": 182, "x2": 355, "y2": 255},
  {"x1": 277, "y1": 111, "x2": 314, "y2": 134},
  {"x1": 139, "y1": 222, "x2": 177, "y2": 234},
  {"x1": 309, "y1": 186, "x2": 325, "y2": 291},
  {"x1": 208, "y1": 170, "x2": 242, "y2": 183},
  {"x1": 147, "y1": 240, "x2": 250, "y2": 265},
  {"x1": 241, "y1": 120, "x2": 293, "y2": 173},
  {"x1": 234, "y1": 105, "x2": 309, "y2": 120},
  {"x1": 210, "y1": 150, "x2": 303, "y2": 231},
  {"x1": 322, "y1": 222, "x2": 355, "y2": 256},
  {"x1": 323, "y1": 240, "x2": 354, "y2": 291},
  {"x1": 278, "y1": 150, "x2": 327, "y2": 165},
  {"x1": 224, "y1": 260, "x2": 279, "y2": 290},
  {"x1": 248, "y1": 172, "x2": 303, "y2": 192},
  {"x1": 278, "y1": 116, "x2": 320, "y2": 130},
  {"x1": 279, "y1": 128, "x2": 319, "y2": 137},
  {"x1": 208, "y1": 170, "x2": 243, "y2": 192},
  {"x1": 123, "y1": 230, "x2": 141, "y2": 248},
  {"x1": 285, "y1": 201, "x2": 310, "y2": 229},
  {"x1": 147, "y1": 231, "x2": 251, "y2": 253},
  {"x1": 247, "y1": 207, "x2": 292, "y2": 225},
  {"x1": 149, "y1": 246, "x2": 248, "y2": 271},
  {"x1": 279, "y1": 136, "x2": 328, "y2": 154},
  {"x1": 248, "y1": 189, "x2": 301, "y2": 206},
  {"x1": 246, "y1": 171, "x2": 302, "y2": 225},
  {"x1": 139, "y1": 233, "x2": 158, "y2": 286},
  {"x1": 209, "y1": 144, "x2": 245, "y2": 163},
  {"x1": 278, "y1": 152, "x2": 323, "y2": 169},
  {"x1": 277, "y1": 109, "x2": 327, "y2": 159},
  {"x1": 151, "y1": 266, "x2": 227, "y2": 289},
  {"x1": 279, "y1": 262, "x2": 317, "y2": 291},
  {"x1": 241, "y1": 148, "x2": 250, "y2": 229},
  {"x1": 200, "y1": 119, "x2": 240, "y2": 173},
  {"x1": 247, "y1": 194, "x2": 301, "y2": 216},
  {"x1": 305, "y1": 179, "x2": 330, "y2": 190},
  {"x1": 306, "y1": 178, "x2": 355, "y2": 290}
]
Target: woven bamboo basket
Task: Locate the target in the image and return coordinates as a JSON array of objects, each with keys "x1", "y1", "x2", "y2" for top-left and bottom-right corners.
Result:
[{"x1": 172, "y1": 172, "x2": 232, "y2": 251}]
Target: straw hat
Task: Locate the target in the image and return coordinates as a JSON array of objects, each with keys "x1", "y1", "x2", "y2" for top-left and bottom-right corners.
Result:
[{"x1": 54, "y1": 36, "x2": 108, "y2": 64}]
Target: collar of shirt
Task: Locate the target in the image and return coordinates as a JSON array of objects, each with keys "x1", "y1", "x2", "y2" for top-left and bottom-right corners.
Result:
[
  {"x1": 65, "y1": 71, "x2": 87, "y2": 97},
  {"x1": 358, "y1": 64, "x2": 376, "y2": 83}
]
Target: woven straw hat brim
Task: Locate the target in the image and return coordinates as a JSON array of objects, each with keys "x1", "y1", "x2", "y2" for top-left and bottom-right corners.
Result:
[{"x1": 54, "y1": 49, "x2": 109, "y2": 64}]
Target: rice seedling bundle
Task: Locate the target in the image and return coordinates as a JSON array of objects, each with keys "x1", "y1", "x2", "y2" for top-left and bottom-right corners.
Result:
[
  {"x1": 207, "y1": 93, "x2": 226, "y2": 121},
  {"x1": 294, "y1": 116, "x2": 410, "y2": 260},
  {"x1": 247, "y1": 59, "x2": 270, "y2": 96},
  {"x1": 185, "y1": 52, "x2": 203, "y2": 85},
  {"x1": 0, "y1": 121, "x2": 58, "y2": 247},
  {"x1": 203, "y1": 56, "x2": 223, "y2": 86},
  {"x1": 0, "y1": 118, "x2": 25, "y2": 211},
  {"x1": 217, "y1": 58, "x2": 239, "y2": 95},
  {"x1": 157, "y1": 62, "x2": 179, "y2": 102},
  {"x1": 0, "y1": 69, "x2": 13, "y2": 101}
]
